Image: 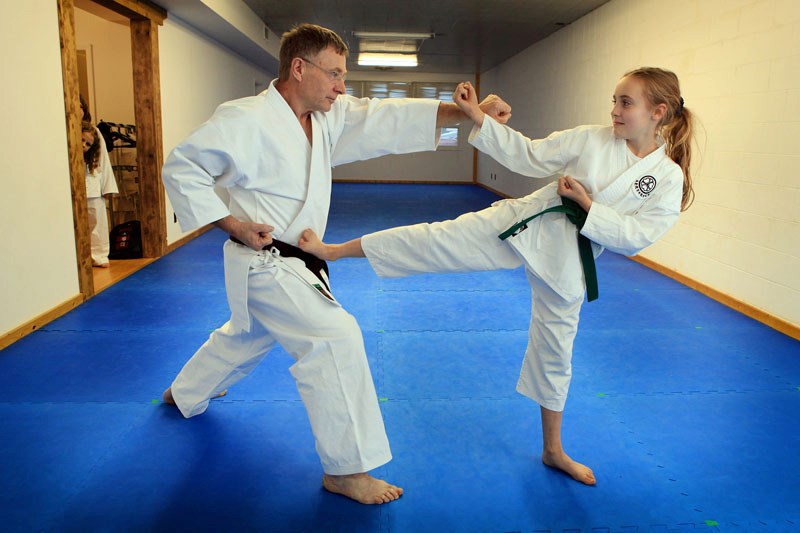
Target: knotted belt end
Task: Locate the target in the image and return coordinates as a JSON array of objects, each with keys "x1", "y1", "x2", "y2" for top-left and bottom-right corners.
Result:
[{"x1": 498, "y1": 197, "x2": 598, "y2": 302}]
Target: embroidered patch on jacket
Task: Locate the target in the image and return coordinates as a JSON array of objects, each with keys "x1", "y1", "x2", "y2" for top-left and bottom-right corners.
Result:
[{"x1": 634, "y1": 175, "x2": 657, "y2": 198}]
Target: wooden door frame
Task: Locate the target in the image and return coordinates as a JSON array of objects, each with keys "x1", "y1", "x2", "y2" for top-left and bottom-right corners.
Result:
[{"x1": 58, "y1": 0, "x2": 167, "y2": 298}]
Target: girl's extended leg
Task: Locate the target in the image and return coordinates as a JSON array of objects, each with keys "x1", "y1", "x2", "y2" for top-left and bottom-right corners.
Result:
[
  {"x1": 301, "y1": 201, "x2": 522, "y2": 275},
  {"x1": 361, "y1": 202, "x2": 522, "y2": 276}
]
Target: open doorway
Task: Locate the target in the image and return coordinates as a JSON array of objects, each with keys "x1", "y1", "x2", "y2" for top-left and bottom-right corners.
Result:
[
  {"x1": 75, "y1": 1, "x2": 149, "y2": 292},
  {"x1": 59, "y1": 0, "x2": 166, "y2": 297}
]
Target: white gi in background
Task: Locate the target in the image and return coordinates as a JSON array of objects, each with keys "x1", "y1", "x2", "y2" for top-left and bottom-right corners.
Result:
[
  {"x1": 86, "y1": 132, "x2": 118, "y2": 266},
  {"x1": 162, "y1": 80, "x2": 439, "y2": 475},
  {"x1": 362, "y1": 115, "x2": 684, "y2": 411}
]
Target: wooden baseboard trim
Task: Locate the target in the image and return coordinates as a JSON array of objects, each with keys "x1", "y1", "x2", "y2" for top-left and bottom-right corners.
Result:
[
  {"x1": 0, "y1": 294, "x2": 86, "y2": 351},
  {"x1": 471, "y1": 181, "x2": 798, "y2": 339},
  {"x1": 2, "y1": 226, "x2": 215, "y2": 351},
  {"x1": 630, "y1": 255, "x2": 799, "y2": 340},
  {"x1": 474, "y1": 181, "x2": 510, "y2": 198},
  {"x1": 474, "y1": 181, "x2": 798, "y2": 339},
  {"x1": 166, "y1": 225, "x2": 213, "y2": 254}
]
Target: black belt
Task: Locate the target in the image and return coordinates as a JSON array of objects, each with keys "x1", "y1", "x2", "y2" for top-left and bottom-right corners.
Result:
[
  {"x1": 498, "y1": 197, "x2": 598, "y2": 302},
  {"x1": 230, "y1": 236, "x2": 331, "y2": 293}
]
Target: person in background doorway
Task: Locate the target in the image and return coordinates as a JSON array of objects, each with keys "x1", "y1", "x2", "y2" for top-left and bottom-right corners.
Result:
[
  {"x1": 80, "y1": 95, "x2": 115, "y2": 176},
  {"x1": 81, "y1": 121, "x2": 118, "y2": 267}
]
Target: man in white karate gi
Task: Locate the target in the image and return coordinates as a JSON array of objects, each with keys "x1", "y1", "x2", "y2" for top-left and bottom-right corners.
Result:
[{"x1": 160, "y1": 23, "x2": 510, "y2": 504}]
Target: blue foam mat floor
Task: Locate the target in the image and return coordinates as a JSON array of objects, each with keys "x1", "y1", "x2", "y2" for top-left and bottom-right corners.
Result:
[{"x1": 1, "y1": 183, "x2": 798, "y2": 532}]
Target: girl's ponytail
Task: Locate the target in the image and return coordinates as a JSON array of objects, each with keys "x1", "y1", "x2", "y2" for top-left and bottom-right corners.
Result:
[{"x1": 662, "y1": 104, "x2": 694, "y2": 211}]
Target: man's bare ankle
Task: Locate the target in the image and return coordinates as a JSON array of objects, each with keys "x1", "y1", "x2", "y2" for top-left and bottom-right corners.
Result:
[{"x1": 162, "y1": 387, "x2": 175, "y2": 405}]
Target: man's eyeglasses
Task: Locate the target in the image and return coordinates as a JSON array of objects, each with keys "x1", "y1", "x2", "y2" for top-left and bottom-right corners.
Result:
[{"x1": 300, "y1": 57, "x2": 347, "y2": 82}]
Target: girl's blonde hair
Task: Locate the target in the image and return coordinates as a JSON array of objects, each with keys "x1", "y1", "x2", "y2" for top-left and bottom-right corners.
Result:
[
  {"x1": 624, "y1": 67, "x2": 695, "y2": 211},
  {"x1": 82, "y1": 122, "x2": 100, "y2": 174}
]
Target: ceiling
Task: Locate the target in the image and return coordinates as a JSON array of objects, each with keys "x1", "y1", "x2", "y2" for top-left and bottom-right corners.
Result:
[{"x1": 241, "y1": 0, "x2": 610, "y2": 74}]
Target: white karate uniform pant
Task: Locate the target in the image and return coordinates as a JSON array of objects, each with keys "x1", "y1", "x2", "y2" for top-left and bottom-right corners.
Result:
[
  {"x1": 170, "y1": 250, "x2": 391, "y2": 475},
  {"x1": 362, "y1": 201, "x2": 583, "y2": 412},
  {"x1": 87, "y1": 196, "x2": 110, "y2": 266}
]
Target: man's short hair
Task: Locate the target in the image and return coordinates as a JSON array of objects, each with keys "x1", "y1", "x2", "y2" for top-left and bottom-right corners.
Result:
[{"x1": 279, "y1": 23, "x2": 349, "y2": 81}]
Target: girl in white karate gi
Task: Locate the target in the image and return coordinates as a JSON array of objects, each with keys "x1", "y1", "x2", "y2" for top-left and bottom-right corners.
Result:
[
  {"x1": 82, "y1": 122, "x2": 118, "y2": 267},
  {"x1": 299, "y1": 67, "x2": 696, "y2": 485}
]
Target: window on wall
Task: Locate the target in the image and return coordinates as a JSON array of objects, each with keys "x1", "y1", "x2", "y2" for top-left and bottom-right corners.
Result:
[
  {"x1": 414, "y1": 82, "x2": 459, "y2": 147},
  {"x1": 345, "y1": 80, "x2": 461, "y2": 148},
  {"x1": 414, "y1": 82, "x2": 454, "y2": 101},
  {"x1": 345, "y1": 81, "x2": 412, "y2": 98}
]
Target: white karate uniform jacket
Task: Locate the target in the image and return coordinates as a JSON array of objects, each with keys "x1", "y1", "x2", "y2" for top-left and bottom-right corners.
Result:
[
  {"x1": 471, "y1": 117, "x2": 684, "y2": 302},
  {"x1": 163, "y1": 80, "x2": 439, "y2": 331}
]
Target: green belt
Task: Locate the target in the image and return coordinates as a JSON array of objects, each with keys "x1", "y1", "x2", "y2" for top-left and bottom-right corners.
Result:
[{"x1": 498, "y1": 197, "x2": 598, "y2": 302}]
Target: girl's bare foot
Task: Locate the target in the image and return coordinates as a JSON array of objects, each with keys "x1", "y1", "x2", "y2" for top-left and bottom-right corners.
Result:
[
  {"x1": 542, "y1": 450, "x2": 596, "y2": 485},
  {"x1": 322, "y1": 472, "x2": 403, "y2": 504}
]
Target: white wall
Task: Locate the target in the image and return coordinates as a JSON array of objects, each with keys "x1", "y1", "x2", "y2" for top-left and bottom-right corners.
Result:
[
  {"x1": 159, "y1": 14, "x2": 273, "y2": 244},
  {"x1": 0, "y1": 3, "x2": 273, "y2": 340},
  {"x1": 0, "y1": 3, "x2": 80, "y2": 334},
  {"x1": 479, "y1": 0, "x2": 800, "y2": 328},
  {"x1": 74, "y1": 8, "x2": 135, "y2": 125}
]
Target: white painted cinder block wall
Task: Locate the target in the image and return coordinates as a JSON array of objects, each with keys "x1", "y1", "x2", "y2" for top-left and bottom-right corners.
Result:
[{"x1": 478, "y1": 0, "x2": 800, "y2": 327}]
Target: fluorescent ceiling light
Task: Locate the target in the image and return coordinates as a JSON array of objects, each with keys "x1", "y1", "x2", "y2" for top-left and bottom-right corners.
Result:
[
  {"x1": 353, "y1": 31, "x2": 434, "y2": 40},
  {"x1": 358, "y1": 52, "x2": 418, "y2": 67},
  {"x1": 359, "y1": 39, "x2": 417, "y2": 53}
]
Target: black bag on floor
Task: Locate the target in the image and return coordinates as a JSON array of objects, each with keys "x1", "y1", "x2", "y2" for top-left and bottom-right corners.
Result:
[{"x1": 109, "y1": 220, "x2": 143, "y2": 259}]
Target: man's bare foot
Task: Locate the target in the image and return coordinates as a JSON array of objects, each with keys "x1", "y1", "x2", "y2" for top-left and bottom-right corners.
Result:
[
  {"x1": 161, "y1": 387, "x2": 227, "y2": 406},
  {"x1": 322, "y1": 473, "x2": 403, "y2": 504},
  {"x1": 162, "y1": 387, "x2": 176, "y2": 405},
  {"x1": 542, "y1": 450, "x2": 596, "y2": 485}
]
